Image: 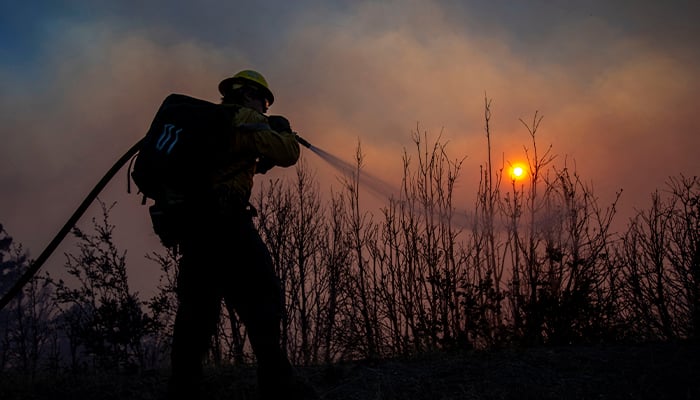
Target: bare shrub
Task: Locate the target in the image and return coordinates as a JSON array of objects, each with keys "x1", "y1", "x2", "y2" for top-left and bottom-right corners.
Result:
[
  {"x1": 620, "y1": 175, "x2": 700, "y2": 341},
  {"x1": 0, "y1": 226, "x2": 59, "y2": 374},
  {"x1": 51, "y1": 201, "x2": 156, "y2": 371}
]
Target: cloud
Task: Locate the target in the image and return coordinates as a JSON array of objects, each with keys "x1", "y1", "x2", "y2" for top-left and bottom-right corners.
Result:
[{"x1": 271, "y1": 2, "x2": 698, "y2": 206}]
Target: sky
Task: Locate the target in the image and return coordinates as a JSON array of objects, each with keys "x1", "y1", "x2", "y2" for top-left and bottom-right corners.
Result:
[{"x1": 1, "y1": 0, "x2": 699, "y2": 296}]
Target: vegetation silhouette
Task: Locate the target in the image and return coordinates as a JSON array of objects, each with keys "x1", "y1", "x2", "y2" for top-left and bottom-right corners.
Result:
[{"x1": 1, "y1": 100, "x2": 698, "y2": 399}]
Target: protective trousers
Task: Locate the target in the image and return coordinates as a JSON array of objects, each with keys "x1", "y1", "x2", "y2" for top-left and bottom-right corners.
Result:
[{"x1": 168, "y1": 211, "x2": 294, "y2": 399}]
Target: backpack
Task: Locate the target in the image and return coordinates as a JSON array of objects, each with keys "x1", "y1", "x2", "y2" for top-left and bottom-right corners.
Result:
[
  {"x1": 131, "y1": 93, "x2": 237, "y2": 246},
  {"x1": 131, "y1": 93, "x2": 237, "y2": 202}
]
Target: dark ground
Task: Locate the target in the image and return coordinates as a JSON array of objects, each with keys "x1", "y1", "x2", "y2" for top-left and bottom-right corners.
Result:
[{"x1": 2, "y1": 341, "x2": 698, "y2": 400}]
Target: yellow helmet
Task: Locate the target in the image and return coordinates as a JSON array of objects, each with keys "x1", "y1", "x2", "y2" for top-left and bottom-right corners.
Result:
[{"x1": 218, "y1": 69, "x2": 274, "y2": 105}]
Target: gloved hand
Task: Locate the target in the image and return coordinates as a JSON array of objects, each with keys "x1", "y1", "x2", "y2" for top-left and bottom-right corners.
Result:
[{"x1": 268, "y1": 115, "x2": 292, "y2": 133}]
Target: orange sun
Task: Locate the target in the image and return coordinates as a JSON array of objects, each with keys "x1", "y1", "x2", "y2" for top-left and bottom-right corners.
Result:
[{"x1": 509, "y1": 163, "x2": 527, "y2": 181}]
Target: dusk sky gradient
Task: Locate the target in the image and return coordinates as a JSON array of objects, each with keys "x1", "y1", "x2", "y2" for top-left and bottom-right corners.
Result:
[{"x1": 2, "y1": 1, "x2": 698, "y2": 295}]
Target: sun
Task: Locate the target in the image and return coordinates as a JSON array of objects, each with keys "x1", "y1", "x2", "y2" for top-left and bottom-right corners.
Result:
[{"x1": 509, "y1": 163, "x2": 527, "y2": 181}]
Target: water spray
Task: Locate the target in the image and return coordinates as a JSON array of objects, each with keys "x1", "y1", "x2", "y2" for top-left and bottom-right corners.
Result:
[
  {"x1": 297, "y1": 134, "x2": 471, "y2": 229},
  {"x1": 295, "y1": 134, "x2": 401, "y2": 201}
]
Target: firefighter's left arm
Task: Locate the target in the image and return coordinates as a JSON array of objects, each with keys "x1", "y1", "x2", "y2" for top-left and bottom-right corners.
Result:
[
  {"x1": 233, "y1": 108, "x2": 300, "y2": 169},
  {"x1": 253, "y1": 129, "x2": 300, "y2": 168}
]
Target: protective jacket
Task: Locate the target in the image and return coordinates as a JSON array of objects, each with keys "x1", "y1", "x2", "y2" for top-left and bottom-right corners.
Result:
[{"x1": 208, "y1": 105, "x2": 300, "y2": 216}]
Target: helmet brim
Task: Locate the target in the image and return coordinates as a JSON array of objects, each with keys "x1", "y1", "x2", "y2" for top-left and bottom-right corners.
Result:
[{"x1": 218, "y1": 77, "x2": 275, "y2": 106}]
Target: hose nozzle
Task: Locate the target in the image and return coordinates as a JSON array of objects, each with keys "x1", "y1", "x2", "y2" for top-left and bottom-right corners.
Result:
[{"x1": 295, "y1": 134, "x2": 312, "y2": 149}]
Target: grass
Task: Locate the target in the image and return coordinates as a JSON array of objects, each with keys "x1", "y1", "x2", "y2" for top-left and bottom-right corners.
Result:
[{"x1": 1, "y1": 341, "x2": 698, "y2": 400}]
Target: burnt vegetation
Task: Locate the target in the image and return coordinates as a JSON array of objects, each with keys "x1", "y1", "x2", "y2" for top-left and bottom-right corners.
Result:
[{"x1": 1, "y1": 100, "x2": 698, "y2": 399}]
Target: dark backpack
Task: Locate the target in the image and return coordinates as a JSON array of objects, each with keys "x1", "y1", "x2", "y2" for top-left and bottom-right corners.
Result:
[
  {"x1": 132, "y1": 93, "x2": 237, "y2": 203},
  {"x1": 131, "y1": 94, "x2": 237, "y2": 246}
]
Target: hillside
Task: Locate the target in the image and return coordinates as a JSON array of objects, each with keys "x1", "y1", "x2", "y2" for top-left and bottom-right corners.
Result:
[{"x1": 2, "y1": 341, "x2": 698, "y2": 400}]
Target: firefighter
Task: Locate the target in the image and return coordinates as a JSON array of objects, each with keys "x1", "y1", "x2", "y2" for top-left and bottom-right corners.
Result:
[{"x1": 167, "y1": 70, "x2": 317, "y2": 400}]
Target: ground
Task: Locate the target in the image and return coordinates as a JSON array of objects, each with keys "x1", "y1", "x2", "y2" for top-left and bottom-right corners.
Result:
[{"x1": 2, "y1": 341, "x2": 698, "y2": 400}]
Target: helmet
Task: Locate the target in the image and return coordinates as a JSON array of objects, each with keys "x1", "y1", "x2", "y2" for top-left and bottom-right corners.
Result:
[{"x1": 218, "y1": 70, "x2": 275, "y2": 106}]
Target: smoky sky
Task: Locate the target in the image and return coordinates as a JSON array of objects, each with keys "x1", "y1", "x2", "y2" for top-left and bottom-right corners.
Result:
[{"x1": 1, "y1": 0, "x2": 699, "y2": 295}]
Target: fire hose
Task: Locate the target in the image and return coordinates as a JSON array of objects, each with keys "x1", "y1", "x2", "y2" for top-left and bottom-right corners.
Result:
[{"x1": 0, "y1": 134, "x2": 312, "y2": 311}]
